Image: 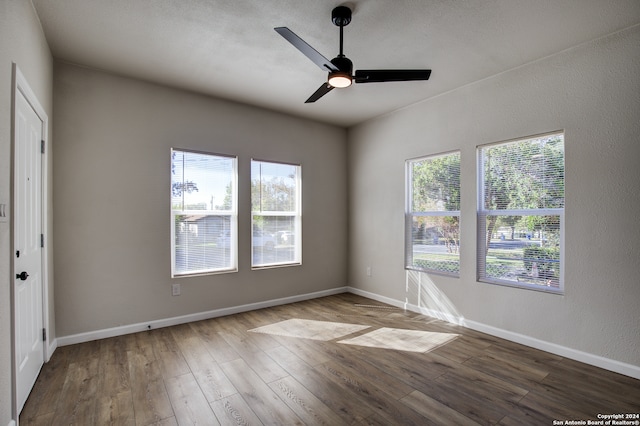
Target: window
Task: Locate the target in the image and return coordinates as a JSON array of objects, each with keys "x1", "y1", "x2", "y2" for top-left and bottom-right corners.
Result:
[
  {"x1": 405, "y1": 151, "x2": 461, "y2": 276},
  {"x1": 251, "y1": 160, "x2": 301, "y2": 268},
  {"x1": 171, "y1": 149, "x2": 237, "y2": 276},
  {"x1": 477, "y1": 132, "x2": 564, "y2": 292}
]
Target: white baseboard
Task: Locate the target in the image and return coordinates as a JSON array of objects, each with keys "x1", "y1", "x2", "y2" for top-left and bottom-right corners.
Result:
[
  {"x1": 347, "y1": 286, "x2": 640, "y2": 380},
  {"x1": 462, "y1": 319, "x2": 640, "y2": 380},
  {"x1": 56, "y1": 287, "x2": 348, "y2": 347},
  {"x1": 46, "y1": 339, "x2": 57, "y2": 362}
]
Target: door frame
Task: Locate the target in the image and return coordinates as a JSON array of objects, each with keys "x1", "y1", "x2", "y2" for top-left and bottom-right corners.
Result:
[{"x1": 11, "y1": 63, "x2": 51, "y2": 417}]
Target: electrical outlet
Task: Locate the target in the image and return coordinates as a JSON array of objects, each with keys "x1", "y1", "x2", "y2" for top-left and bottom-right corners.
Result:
[
  {"x1": 172, "y1": 283, "x2": 181, "y2": 296},
  {"x1": 0, "y1": 203, "x2": 8, "y2": 223},
  {"x1": 366, "y1": 266, "x2": 372, "y2": 276}
]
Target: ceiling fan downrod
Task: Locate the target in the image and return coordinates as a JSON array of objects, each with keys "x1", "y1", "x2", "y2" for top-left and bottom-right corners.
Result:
[{"x1": 332, "y1": 6, "x2": 352, "y2": 57}]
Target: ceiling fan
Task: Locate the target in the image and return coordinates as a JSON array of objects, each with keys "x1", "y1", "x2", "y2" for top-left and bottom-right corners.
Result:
[{"x1": 275, "y1": 6, "x2": 432, "y2": 103}]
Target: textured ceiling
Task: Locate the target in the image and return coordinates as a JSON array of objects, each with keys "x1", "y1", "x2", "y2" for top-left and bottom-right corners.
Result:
[{"x1": 32, "y1": 0, "x2": 640, "y2": 127}]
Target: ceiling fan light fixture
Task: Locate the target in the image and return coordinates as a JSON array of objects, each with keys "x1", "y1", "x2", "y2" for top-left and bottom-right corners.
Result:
[{"x1": 328, "y1": 72, "x2": 352, "y2": 88}]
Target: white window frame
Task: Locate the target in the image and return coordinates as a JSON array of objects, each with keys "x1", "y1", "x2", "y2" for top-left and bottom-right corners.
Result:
[
  {"x1": 477, "y1": 132, "x2": 564, "y2": 293},
  {"x1": 171, "y1": 148, "x2": 238, "y2": 277},
  {"x1": 251, "y1": 159, "x2": 302, "y2": 269},
  {"x1": 405, "y1": 150, "x2": 461, "y2": 276}
]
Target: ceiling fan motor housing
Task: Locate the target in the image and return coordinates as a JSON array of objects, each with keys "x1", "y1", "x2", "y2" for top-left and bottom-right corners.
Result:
[
  {"x1": 331, "y1": 56, "x2": 353, "y2": 74},
  {"x1": 328, "y1": 56, "x2": 353, "y2": 87}
]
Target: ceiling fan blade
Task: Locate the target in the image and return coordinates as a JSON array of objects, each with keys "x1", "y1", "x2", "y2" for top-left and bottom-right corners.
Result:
[
  {"x1": 275, "y1": 27, "x2": 339, "y2": 72},
  {"x1": 305, "y1": 83, "x2": 334, "y2": 103},
  {"x1": 354, "y1": 69, "x2": 432, "y2": 83}
]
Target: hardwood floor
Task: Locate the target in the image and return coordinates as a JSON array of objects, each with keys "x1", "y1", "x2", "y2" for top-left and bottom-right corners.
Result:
[{"x1": 20, "y1": 293, "x2": 640, "y2": 425}]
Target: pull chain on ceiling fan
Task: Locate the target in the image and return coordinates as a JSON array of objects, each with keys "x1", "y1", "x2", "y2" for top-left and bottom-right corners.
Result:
[{"x1": 275, "y1": 6, "x2": 432, "y2": 103}]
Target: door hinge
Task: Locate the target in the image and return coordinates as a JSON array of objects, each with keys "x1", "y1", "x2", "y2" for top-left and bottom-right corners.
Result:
[
  {"x1": 41, "y1": 234, "x2": 44, "y2": 248},
  {"x1": 42, "y1": 328, "x2": 46, "y2": 342},
  {"x1": 41, "y1": 139, "x2": 45, "y2": 154}
]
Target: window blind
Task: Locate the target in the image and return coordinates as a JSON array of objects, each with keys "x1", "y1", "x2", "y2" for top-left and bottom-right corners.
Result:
[{"x1": 477, "y1": 133, "x2": 564, "y2": 292}]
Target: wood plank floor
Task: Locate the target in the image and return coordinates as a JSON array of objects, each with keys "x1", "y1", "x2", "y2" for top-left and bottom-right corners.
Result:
[{"x1": 20, "y1": 293, "x2": 640, "y2": 425}]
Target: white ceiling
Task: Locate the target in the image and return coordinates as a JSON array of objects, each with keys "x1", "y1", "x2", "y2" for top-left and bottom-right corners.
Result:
[{"x1": 32, "y1": 0, "x2": 640, "y2": 127}]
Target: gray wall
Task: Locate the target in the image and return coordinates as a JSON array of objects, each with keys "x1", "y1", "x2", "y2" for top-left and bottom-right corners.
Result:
[
  {"x1": 348, "y1": 25, "x2": 640, "y2": 368},
  {"x1": 53, "y1": 62, "x2": 348, "y2": 338},
  {"x1": 0, "y1": 1, "x2": 53, "y2": 424}
]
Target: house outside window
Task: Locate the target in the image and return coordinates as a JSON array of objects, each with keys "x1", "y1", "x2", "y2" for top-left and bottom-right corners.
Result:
[
  {"x1": 251, "y1": 159, "x2": 301, "y2": 268},
  {"x1": 171, "y1": 149, "x2": 237, "y2": 276},
  {"x1": 405, "y1": 151, "x2": 461, "y2": 276},
  {"x1": 477, "y1": 132, "x2": 564, "y2": 293}
]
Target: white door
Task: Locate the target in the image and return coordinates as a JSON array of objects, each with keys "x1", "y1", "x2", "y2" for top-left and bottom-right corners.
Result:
[{"x1": 14, "y1": 85, "x2": 44, "y2": 413}]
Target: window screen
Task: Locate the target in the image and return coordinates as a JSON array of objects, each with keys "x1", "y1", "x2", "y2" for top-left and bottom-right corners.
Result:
[{"x1": 171, "y1": 149, "x2": 237, "y2": 276}]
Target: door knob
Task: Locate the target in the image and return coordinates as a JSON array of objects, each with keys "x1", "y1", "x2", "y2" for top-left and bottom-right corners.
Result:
[{"x1": 16, "y1": 271, "x2": 29, "y2": 281}]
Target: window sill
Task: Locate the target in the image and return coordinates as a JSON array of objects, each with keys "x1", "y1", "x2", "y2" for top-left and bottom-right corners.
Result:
[
  {"x1": 251, "y1": 262, "x2": 302, "y2": 271},
  {"x1": 172, "y1": 268, "x2": 238, "y2": 279},
  {"x1": 478, "y1": 277, "x2": 564, "y2": 295}
]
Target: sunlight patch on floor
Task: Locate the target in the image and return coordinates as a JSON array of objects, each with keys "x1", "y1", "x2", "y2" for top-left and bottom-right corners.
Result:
[
  {"x1": 248, "y1": 318, "x2": 370, "y2": 340},
  {"x1": 249, "y1": 318, "x2": 458, "y2": 353},
  {"x1": 338, "y1": 327, "x2": 459, "y2": 353}
]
